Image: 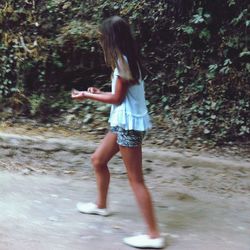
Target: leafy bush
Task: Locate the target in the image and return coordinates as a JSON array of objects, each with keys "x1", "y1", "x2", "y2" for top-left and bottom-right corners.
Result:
[{"x1": 0, "y1": 0, "x2": 249, "y2": 143}]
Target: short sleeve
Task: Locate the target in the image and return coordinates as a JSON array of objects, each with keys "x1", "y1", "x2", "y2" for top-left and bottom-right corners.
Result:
[{"x1": 116, "y1": 56, "x2": 133, "y2": 81}]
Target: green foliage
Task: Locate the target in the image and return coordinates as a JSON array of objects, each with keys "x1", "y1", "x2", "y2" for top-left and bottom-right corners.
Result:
[
  {"x1": 0, "y1": 45, "x2": 16, "y2": 96},
  {"x1": 0, "y1": 0, "x2": 249, "y2": 144},
  {"x1": 191, "y1": 8, "x2": 211, "y2": 24},
  {"x1": 29, "y1": 94, "x2": 46, "y2": 116},
  {"x1": 28, "y1": 90, "x2": 73, "y2": 118}
]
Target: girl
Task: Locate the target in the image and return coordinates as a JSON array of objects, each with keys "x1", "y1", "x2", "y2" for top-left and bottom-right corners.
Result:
[{"x1": 71, "y1": 16, "x2": 165, "y2": 249}]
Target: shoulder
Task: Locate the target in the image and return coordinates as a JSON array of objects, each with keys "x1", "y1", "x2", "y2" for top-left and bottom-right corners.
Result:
[
  {"x1": 113, "y1": 67, "x2": 119, "y2": 76},
  {"x1": 116, "y1": 55, "x2": 133, "y2": 81}
]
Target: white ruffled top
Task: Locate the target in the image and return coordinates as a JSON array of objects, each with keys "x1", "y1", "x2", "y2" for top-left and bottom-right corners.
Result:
[{"x1": 108, "y1": 66, "x2": 152, "y2": 131}]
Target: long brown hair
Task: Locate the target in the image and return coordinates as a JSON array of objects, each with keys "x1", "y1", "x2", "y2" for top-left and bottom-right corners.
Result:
[{"x1": 99, "y1": 16, "x2": 142, "y2": 83}]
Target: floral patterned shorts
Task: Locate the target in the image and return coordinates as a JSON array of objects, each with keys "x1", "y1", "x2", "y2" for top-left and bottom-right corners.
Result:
[{"x1": 110, "y1": 126, "x2": 146, "y2": 147}]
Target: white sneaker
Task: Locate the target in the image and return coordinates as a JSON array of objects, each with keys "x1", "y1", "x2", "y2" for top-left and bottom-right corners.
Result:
[
  {"x1": 123, "y1": 234, "x2": 165, "y2": 249},
  {"x1": 76, "y1": 202, "x2": 110, "y2": 217}
]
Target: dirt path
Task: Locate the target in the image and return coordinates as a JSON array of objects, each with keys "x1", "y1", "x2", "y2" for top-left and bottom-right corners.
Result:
[{"x1": 0, "y1": 131, "x2": 250, "y2": 250}]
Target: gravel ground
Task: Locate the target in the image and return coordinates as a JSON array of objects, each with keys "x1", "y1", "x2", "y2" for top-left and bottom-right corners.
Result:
[{"x1": 0, "y1": 128, "x2": 250, "y2": 250}]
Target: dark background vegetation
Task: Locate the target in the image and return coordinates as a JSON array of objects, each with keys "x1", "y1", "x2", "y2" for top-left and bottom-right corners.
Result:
[{"x1": 0, "y1": 0, "x2": 249, "y2": 146}]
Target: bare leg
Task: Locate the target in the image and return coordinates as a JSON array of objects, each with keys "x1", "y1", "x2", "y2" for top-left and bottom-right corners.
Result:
[
  {"x1": 91, "y1": 132, "x2": 119, "y2": 208},
  {"x1": 119, "y1": 145, "x2": 160, "y2": 238}
]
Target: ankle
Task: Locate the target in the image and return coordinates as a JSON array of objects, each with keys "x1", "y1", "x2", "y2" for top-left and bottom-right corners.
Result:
[
  {"x1": 148, "y1": 231, "x2": 161, "y2": 239},
  {"x1": 98, "y1": 205, "x2": 107, "y2": 209},
  {"x1": 96, "y1": 202, "x2": 107, "y2": 209}
]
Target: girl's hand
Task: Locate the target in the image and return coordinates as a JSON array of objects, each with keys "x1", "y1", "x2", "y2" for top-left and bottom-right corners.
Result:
[
  {"x1": 71, "y1": 89, "x2": 86, "y2": 101},
  {"x1": 87, "y1": 87, "x2": 101, "y2": 94},
  {"x1": 71, "y1": 89, "x2": 80, "y2": 95}
]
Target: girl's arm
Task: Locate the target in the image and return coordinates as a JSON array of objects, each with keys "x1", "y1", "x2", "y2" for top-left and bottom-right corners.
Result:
[
  {"x1": 72, "y1": 76, "x2": 129, "y2": 105},
  {"x1": 87, "y1": 87, "x2": 107, "y2": 94}
]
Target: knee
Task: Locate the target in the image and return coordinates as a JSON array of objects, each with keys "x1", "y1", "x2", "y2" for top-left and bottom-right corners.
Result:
[{"x1": 91, "y1": 153, "x2": 105, "y2": 171}]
